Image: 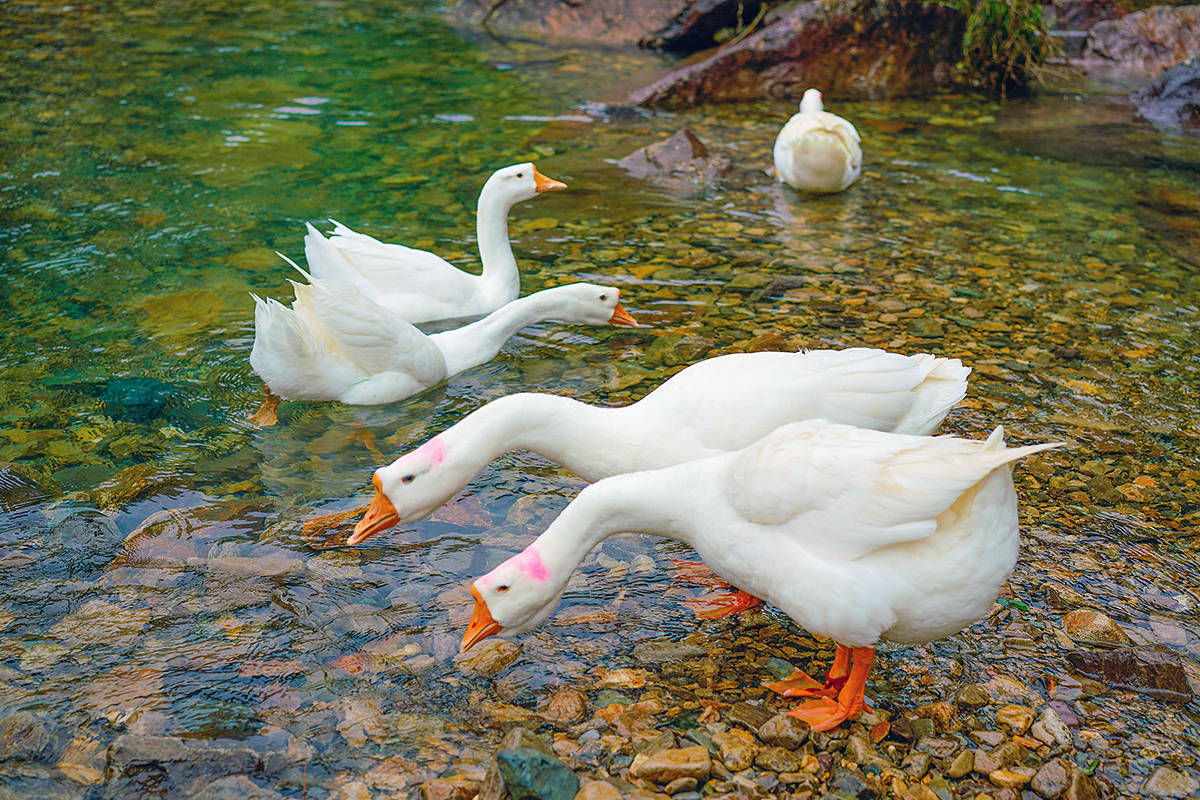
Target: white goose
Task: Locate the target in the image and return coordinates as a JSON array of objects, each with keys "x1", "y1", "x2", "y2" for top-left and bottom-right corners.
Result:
[
  {"x1": 460, "y1": 420, "x2": 1063, "y2": 731},
  {"x1": 249, "y1": 259, "x2": 636, "y2": 409},
  {"x1": 350, "y1": 349, "x2": 970, "y2": 550},
  {"x1": 774, "y1": 89, "x2": 862, "y2": 193},
  {"x1": 308, "y1": 163, "x2": 566, "y2": 324}
]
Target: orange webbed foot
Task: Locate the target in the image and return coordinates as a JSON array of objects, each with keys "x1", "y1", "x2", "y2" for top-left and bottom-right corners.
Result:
[
  {"x1": 248, "y1": 389, "x2": 280, "y2": 427},
  {"x1": 766, "y1": 668, "x2": 832, "y2": 698},
  {"x1": 785, "y1": 646, "x2": 875, "y2": 732},
  {"x1": 788, "y1": 697, "x2": 854, "y2": 731},
  {"x1": 684, "y1": 589, "x2": 764, "y2": 620}
]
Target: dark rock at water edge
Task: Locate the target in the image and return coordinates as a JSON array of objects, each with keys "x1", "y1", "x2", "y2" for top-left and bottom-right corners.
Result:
[
  {"x1": 101, "y1": 376, "x2": 180, "y2": 423},
  {"x1": 641, "y1": 0, "x2": 765, "y2": 53},
  {"x1": 1131, "y1": 56, "x2": 1200, "y2": 135},
  {"x1": 1066, "y1": 646, "x2": 1193, "y2": 703},
  {"x1": 616, "y1": 128, "x2": 729, "y2": 192},
  {"x1": 105, "y1": 734, "x2": 286, "y2": 798},
  {"x1": 629, "y1": 0, "x2": 966, "y2": 108},
  {"x1": 496, "y1": 747, "x2": 580, "y2": 800}
]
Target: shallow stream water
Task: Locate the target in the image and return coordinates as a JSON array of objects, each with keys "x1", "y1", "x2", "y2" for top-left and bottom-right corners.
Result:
[{"x1": 1, "y1": 2, "x2": 1199, "y2": 797}]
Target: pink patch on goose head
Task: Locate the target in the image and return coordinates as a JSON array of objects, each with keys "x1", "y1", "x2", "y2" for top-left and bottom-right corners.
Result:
[
  {"x1": 510, "y1": 546, "x2": 549, "y2": 582},
  {"x1": 417, "y1": 436, "x2": 446, "y2": 466}
]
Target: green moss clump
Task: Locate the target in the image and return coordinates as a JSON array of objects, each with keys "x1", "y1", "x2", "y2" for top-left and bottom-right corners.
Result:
[{"x1": 941, "y1": 0, "x2": 1056, "y2": 95}]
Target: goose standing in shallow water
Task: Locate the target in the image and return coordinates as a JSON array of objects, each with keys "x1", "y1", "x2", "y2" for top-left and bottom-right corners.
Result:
[
  {"x1": 460, "y1": 420, "x2": 1064, "y2": 731},
  {"x1": 351, "y1": 348, "x2": 970, "y2": 574},
  {"x1": 248, "y1": 257, "x2": 636, "y2": 412},
  {"x1": 774, "y1": 89, "x2": 862, "y2": 193},
  {"x1": 307, "y1": 163, "x2": 566, "y2": 324}
]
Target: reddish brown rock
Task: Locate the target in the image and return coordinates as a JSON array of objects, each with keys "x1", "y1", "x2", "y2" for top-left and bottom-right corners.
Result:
[
  {"x1": 629, "y1": 0, "x2": 965, "y2": 108},
  {"x1": 1066, "y1": 646, "x2": 1193, "y2": 703}
]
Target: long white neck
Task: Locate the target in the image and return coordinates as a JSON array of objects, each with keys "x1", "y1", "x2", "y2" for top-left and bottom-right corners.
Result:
[
  {"x1": 474, "y1": 184, "x2": 520, "y2": 302},
  {"x1": 532, "y1": 471, "x2": 691, "y2": 598},
  {"x1": 427, "y1": 290, "x2": 573, "y2": 376},
  {"x1": 440, "y1": 393, "x2": 624, "y2": 483}
]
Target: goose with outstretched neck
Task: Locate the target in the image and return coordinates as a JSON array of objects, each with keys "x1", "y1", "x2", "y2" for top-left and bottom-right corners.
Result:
[
  {"x1": 249, "y1": 257, "x2": 636, "y2": 411},
  {"x1": 351, "y1": 348, "x2": 969, "y2": 537},
  {"x1": 306, "y1": 163, "x2": 566, "y2": 324},
  {"x1": 459, "y1": 420, "x2": 1063, "y2": 731}
]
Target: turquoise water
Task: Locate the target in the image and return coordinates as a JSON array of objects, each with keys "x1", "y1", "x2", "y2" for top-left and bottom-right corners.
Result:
[{"x1": 2, "y1": 1, "x2": 1200, "y2": 797}]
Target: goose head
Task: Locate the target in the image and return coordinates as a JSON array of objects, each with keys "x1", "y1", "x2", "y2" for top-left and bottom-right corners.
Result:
[
  {"x1": 461, "y1": 545, "x2": 564, "y2": 650},
  {"x1": 480, "y1": 162, "x2": 567, "y2": 207},
  {"x1": 536, "y1": 283, "x2": 639, "y2": 328},
  {"x1": 800, "y1": 88, "x2": 824, "y2": 114}
]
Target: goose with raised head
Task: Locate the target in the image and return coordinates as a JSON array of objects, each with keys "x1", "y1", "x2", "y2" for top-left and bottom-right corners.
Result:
[
  {"x1": 350, "y1": 349, "x2": 970, "y2": 550},
  {"x1": 308, "y1": 163, "x2": 566, "y2": 324},
  {"x1": 248, "y1": 256, "x2": 636, "y2": 409},
  {"x1": 774, "y1": 89, "x2": 862, "y2": 193},
  {"x1": 459, "y1": 420, "x2": 1064, "y2": 731}
]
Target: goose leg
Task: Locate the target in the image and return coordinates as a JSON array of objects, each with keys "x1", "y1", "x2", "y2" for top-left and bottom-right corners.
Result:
[
  {"x1": 248, "y1": 386, "x2": 280, "y2": 427},
  {"x1": 766, "y1": 644, "x2": 852, "y2": 698},
  {"x1": 788, "y1": 646, "x2": 874, "y2": 732}
]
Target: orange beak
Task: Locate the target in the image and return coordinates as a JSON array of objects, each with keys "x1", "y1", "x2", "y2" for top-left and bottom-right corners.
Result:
[
  {"x1": 347, "y1": 474, "x2": 399, "y2": 545},
  {"x1": 532, "y1": 165, "x2": 567, "y2": 193},
  {"x1": 461, "y1": 585, "x2": 503, "y2": 651},
  {"x1": 608, "y1": 303, "x2": 638, "y2": 328}
]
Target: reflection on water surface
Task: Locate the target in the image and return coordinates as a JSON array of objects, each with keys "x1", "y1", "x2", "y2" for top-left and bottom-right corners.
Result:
[{"x1": 1, "y1": 1, "x2": 1199, "y2": 797}]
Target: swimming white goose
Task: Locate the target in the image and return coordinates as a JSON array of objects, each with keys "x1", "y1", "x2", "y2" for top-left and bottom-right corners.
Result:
[
  {"x1": 308, "y1": 163, "x2": 566, "y2": 324},
  {"x1": 349, "y1": 349, "x2": 970, "y2": 550},
  {"x1": 249, "y1": 258, "x2": 636, "y2": 408},
  {"x1": 774, "y1": 89, "x2": 862, "y2": 193},
  {"x1": 460, "y1": 420, "x2": 1063, "y2": 731}
]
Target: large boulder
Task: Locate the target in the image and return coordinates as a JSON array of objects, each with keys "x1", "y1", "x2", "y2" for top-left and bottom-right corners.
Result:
[
  {"x1": 1131, "y1": 55, "x2": 1200, "y2": 134},
  {"x1": 446, "y1": 0, "x2": 745, "y2": 51},
  {"x1": 629, "y1": 0, "x2": 965, "y2": 108},
  {"x1": 1083, "y1": 5, "x2": 1200, "y2": 76}
]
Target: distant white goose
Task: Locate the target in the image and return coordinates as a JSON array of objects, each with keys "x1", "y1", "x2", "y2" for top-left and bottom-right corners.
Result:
[
  {"x1": 461, "y1": 420, "x2": 1063, "y2": 731},
  {"x1": 308, "y1": 163, "x2": 566, "y2": 324},
  {"x1": 350, "y1": 349, "x2": 970, "y2": 547},
  {"x1": 774, "y1": 89, "x2": 862, "y2": 193},
  {"x1": 248, "y1": 258, "x2": 636, "y2": 410}
]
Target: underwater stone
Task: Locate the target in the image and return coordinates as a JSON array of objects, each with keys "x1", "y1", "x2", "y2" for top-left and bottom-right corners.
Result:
[
  {"x1": 100, "y1": 376, "x2": 180, "y2": 422},
  {"x1": 495, "y1": 747, "x2": 579, "y2": 800}
]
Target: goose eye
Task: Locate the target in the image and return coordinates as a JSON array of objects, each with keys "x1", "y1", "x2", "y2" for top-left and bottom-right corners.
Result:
[
  {"x1": 401, "y1": 474, "x2": 415, "y2": 484},
  {"x1": 599, "y1": 294, "x2": 607, "y2": 301},
  {"x1": 497, "y1": 585, "x2": 510, "y2": 593},
  {"x1": 515, "y1": 172, "x2": 524, "y2": 178}
]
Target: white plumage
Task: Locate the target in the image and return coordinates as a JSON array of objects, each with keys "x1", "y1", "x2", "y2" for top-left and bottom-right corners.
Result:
[
  {"x1": 462, "y1": 420, "x2": 1063, "y2": 730},
  {"x1": 350, "y1": 348, "x2": 969, "y2": 542},
  {"x1": 774, "y1": 89, "x2": 862, "y2": 193},
  {"x1": 308, "y1": 163, "x2": 566, "y2": 323}
]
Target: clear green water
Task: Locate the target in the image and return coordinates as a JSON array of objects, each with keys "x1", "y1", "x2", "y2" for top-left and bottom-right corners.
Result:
[{"x1": 2, "y1": 1, "x2": 1200, "y2": 796}]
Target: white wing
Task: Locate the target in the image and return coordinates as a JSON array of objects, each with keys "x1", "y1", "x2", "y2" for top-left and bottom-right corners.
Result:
[
  {"x1": 325, "y1": 220, "x2": 468, "y2": 288},
  {"x1": 297, "y1": 274, "x2": 445, "y2": 386},
  {"x1": 725, "y1": 421, "x2": 1061, "y2": 560}
]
